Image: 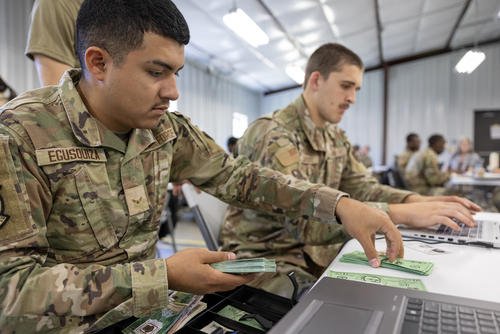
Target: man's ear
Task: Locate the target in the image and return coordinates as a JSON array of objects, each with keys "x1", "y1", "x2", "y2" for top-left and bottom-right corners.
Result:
[
  {"x1": 307, "y1": 71, "x2": 322, "y2": 91},
  {"x1": 84, "y1": 46, "x2": 111, "y2": 80}
]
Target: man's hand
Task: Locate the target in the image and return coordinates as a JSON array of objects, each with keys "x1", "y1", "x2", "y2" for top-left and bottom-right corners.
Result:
[
  {"x1": 404, "y1": 194, "x2": 481, "y2": 212},
  {"x1": 389, "y1": 201, "x2": 476, "y2": 230},
  {"x1": 335, "y1": 197, "x2": 403, "y2": 267},
  {"x1": 165, "y1": 248, "x2": 254, "y2": 294}
]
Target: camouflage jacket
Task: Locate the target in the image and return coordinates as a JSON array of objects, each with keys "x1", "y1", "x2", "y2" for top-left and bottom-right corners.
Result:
[
  {"x1": 0, "y1": 71, "x2": 347, "y2": 333},
  {"x1": 221, "y1": 96, "x2": 413, "y2": 269},
  {"x1": 404, "y1": 148, "x2": 450, "y2": 195},
  {"x1": 396, "y1": 149, "x2": 416, "y2": 174}
]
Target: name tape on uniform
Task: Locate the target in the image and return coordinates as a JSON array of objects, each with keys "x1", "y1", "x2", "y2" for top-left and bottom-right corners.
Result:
[{"x1": 36, "y1": 147, "x2": 107, "y2": 166}]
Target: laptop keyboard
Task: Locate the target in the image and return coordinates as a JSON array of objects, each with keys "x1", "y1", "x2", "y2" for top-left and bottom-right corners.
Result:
[
  {"x1": 436, "y1": 221, "x2": 482, "y2": 239},
  {"x1": 402, "y1": 297, "x2": 500, "y2": 333}
]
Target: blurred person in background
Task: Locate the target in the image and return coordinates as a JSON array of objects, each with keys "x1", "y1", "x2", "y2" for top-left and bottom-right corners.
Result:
[{"x1": 448, "y1": 137, "x2": 483, "y2": 174}]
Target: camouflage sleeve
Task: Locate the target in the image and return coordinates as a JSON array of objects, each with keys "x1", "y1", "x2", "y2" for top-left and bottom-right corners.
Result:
[
  {"x1": 168, "y1": 113, "x2": 346, "y2": 224},
  {"x1": 338, "y1": 137, "x2": 414, "y2": 204},
  {"x1": 0, "y1": 128, "x2": 167, "y2": 331},
  {"x1": 423, "y1": 152, "x2": 450, "y2": 186}
]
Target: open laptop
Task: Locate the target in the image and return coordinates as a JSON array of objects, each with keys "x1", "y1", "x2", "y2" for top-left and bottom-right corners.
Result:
[
  {"x1": 398, "y1": 216, "x2": 500, "y2": 248},
  {"x1": 269, "y1": 277, "x2": 500, "y2": 334}
]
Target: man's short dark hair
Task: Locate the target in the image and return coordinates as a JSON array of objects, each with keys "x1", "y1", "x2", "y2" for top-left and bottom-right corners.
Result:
[
  {"x1": 428, "y1": 134, "x2": 445, "y2": 146},
  {"x1": 227, "y1": 136, "x2": 238, "y2": 147},
  {"x1": 76, "y1": 0, "x2": 190, "y2": 69},
  {"x1": 304, "y1": 43, "x2": 364, "y2": 89},
  {"x1": 406, "y1": 133, "x2": 419, "y2": 144}
]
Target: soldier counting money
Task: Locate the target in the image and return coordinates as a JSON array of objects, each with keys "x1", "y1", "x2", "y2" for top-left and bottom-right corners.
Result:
[
  {"x1": 221, "y1": 43, "x2": 480, "y2": 298},
  {"x1": 0, "y1": 0, "x2": 414, "y2": 332}
]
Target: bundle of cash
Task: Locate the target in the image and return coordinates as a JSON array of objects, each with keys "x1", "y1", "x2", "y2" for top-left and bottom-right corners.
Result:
[
  {"x1": 211, "y1": 258, "x2": 276, "y2": 273},
  {"x1": 122, "y1": 291, "x2": 205, "y2": 334},
  {"x1": 339, "y1": 251, "x2": 434, "y2": 275},
  {"x1": 328, "y1": 270, "x2": 427, "y2": 291},
  {"x1": 217, "y1": 305, "x2": 265, "y2": 331}
]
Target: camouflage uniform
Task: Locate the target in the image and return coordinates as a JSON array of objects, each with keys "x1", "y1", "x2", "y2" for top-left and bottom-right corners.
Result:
[
  {"x1": 0, "y1": 71, "x2": 348, "y2": 333},
  {"x1": 221, "y1": 96, "x2": 413, "y2": 297},
  {"x1": 396, "y1": 149, "x2": 415, "y2": 174},
  {"x1": 404, "y1": 148, "x2": 450, "y2": 195}
]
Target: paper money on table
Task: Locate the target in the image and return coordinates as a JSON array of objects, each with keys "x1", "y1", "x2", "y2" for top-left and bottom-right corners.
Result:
[
  {"x1": 216, "y1": 305, "x2": 265, "y2": 331},
  {"x1": 339, "y1": 251, "x2": 434, "y2": 275},
  {"x1": 328, "y1": 270, "x2": 427, "y2": 291},
  {"x1": 122, "y1": 291, "x2": 204, "y2": 334},
  {"x1": 210, "y1": 258, "x2": 276, "y2": 273}
]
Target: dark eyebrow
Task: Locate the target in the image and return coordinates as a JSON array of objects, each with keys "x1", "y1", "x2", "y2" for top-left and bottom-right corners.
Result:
[
  {"x1": 341, "y1": 80, "x2": 361, "y2": 91},
  {"x1": 149, "y1": 60, "x2": 184, "y2": 73}
]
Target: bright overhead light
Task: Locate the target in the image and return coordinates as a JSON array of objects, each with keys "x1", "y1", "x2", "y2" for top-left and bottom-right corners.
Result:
[
  {"x1": 223, "y1": 8, "x2": 269, "y2": 47},
  {"x1": 455, "y1": 50, "x2": 486, "y2": 74},
  {"x1": 285, "y1": 64, "x2": 305, "y2": 85}
]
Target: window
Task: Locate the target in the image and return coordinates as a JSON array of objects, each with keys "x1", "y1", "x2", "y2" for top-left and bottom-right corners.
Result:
[{"x1": 232, "y1": 112, "x2": 248, "y2": 138}]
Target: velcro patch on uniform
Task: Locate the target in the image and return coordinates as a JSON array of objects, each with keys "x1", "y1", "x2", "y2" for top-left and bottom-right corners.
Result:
[
  {"x1": 276, "y1": 138, "x2": 290, "y2": 147},
  {"x1": 155, "y1": 127, "x2": 177, "y2": 145},
  {"x1": 275, "y1": 146, "x2": 299, "y2": 167},
  {"x1": 0, "y1": 136, "x2": 34, "y2": 240},
  {"x1": 124, "y1": 185, "x2": 150, "y2": 216},
  {"x1": 35, "y1": 147, "x2": 107, "y2": 166}
]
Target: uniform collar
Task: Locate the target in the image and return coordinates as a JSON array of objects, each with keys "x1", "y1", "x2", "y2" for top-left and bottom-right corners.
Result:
[
  {"x1": 58, "y1": 69, "x2": 166, "y2": 157},
  {"x1": 292, "y1": 95, "x2": 338, "y2": 152}
]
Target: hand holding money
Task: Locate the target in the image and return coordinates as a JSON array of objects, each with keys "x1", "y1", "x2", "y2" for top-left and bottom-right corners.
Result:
[
  {"x1": 340, "y1": 251, "x2": 434, "y2": 275},
  {"x1": 211, "y1": 258, "x2": 277, "y2": 273}
]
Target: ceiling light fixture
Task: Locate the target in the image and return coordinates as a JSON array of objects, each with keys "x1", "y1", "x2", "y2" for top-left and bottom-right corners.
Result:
[
  {"x1": 455, "y1": 50, "x2": 486, "y2": 74},
  {"x1": 285, "y1": 64, "x2": 305, "y2": 85},
  {"x1": 223, "y1": 8, "x2": 269, "y2": 47}
]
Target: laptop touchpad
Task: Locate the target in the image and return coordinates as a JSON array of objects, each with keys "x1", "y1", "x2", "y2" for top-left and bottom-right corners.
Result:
[{"x1": 288, "y1": 300, "x2": 383, "y2": 334}]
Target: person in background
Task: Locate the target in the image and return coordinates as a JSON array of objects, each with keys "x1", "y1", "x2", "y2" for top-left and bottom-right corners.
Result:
[
  {"x1": 448, "y1": 137, "x2": 483, "y2": 174},
  {"x1": 396, "y1": 133, "x2": 421, "y2": 174},
  {"x1": 25, "y1": 0, "x2": 84, "y2": 86},
  {"x1": 226, "y1": 136, "x2": 238, "y2": 157},
  {"x1": 0, "y1": 76, "x2": 17, "y2": 106},
  {"x1": 404, "y1": 134, "x2": 451, "y2": 195},
  {"x1": 221, "y1": 44, "x2": 479, "y2": 298},
  {"x1": 357, "y1": 145, "x2": 373, "y2": 168},
  {"x1": 0, "y1": 1, "x2": 412, "y2": 332}
]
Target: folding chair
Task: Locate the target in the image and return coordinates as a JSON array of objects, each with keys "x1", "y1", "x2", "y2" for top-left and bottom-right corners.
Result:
[{"x1": 181, "y1": 183, "x2": 228, "y2": 251}]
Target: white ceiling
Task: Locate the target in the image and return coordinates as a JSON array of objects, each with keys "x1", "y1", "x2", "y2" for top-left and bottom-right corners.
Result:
[{"x1": 173, "y1": 0, "x2": 500, "y2": 93}]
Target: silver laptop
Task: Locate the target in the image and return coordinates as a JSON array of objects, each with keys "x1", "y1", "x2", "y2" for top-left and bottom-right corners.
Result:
[
  {"x1": 398, "y1": 218, "x2": 500, "y2": 248},
  {"x1": 269, "y1": 277, "x2": 500, "y2": 334}
]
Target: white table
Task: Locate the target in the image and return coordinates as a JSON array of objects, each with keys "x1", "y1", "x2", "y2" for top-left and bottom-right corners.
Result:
[
  {"x1": 320, "y1": 212, "x2": 500, "y2": 303},
  {"x1": 448, "y1": 173, "x2": 500, "y2": 187}
]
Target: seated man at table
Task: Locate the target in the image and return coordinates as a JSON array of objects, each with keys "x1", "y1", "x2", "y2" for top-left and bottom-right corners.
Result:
[
  {"x1": 396, "y1": 132, "x2": 421, "y2": 175},
  {"x1": 220, "y1": 43, "x2": 479, "y2": 298},
  {"x1": 404, "y1": 134, "x2": 451, "y2": 195}
]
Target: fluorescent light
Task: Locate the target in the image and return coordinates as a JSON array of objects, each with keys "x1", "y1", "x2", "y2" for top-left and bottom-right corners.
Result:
[
  {"x1": 223, "y1": 8, "x2": 269, "y2": 47},
  {"x1": 286, "y1": 64, "x2": 305, "y2": 85},
  {"x1": 455, "y1": 50, "x2": 486, "y2": 74}
]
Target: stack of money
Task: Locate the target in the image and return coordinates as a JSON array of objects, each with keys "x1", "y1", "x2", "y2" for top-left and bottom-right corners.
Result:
[
  {"x1": 211, "y1": 258, "x2": 276, "y2": 273},
  {"x1": 328, "y1": 270, "x2": 427, "y2": 291},
  {"x1": 339, "y1": 251, "x2": 434, "y2": 275}
]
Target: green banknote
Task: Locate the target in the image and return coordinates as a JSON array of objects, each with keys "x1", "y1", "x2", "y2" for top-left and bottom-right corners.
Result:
[
  {"x1": 211, "y1": 258, "x2": 276, "y2": 273},
  {"x1": 216, "y1": 305, "x2": 265, "y2": 331},
  {"x1": 328, "y1": 270, "x2": 427, "y2": 291},
  {"x1": 339, "y1": 251, "x2": 434, "y2": 275}
]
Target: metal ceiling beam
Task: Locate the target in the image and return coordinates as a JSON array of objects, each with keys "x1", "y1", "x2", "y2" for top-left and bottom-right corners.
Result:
[
  {"x1": 445, "y1": 0, "x2": 473, "y2": 49},
  {"x1": 265, "y1": 36, "x2": 500, "y2": 95},
  {"x1": 256, "y1": 0, "x2": 308, "y2": 59},
  {"x1": 374, "y1": 0, "x2": 385, "y2": 64},
  {"x1": 365, "y1": 36, "x2": 500, "y2": 72}
]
